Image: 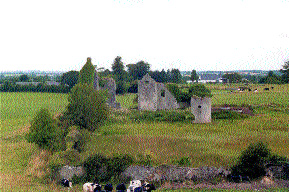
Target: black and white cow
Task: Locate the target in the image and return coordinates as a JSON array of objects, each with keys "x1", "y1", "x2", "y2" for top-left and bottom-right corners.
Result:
[
  {"x1": 142, "y1": 183, "x2": 156, "y2": 192},
  {"x1": 127, "y1": 180, "x2": 142, "y2": 192},
  {"x1": 61, "y1": 178, "x2": 72, "y2": 192},
  {"x1": 83, "y1": 182, "x2": 101, "y2": 192}
]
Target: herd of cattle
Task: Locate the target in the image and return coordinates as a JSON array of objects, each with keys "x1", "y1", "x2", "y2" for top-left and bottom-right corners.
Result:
[
  {"x1": 231, "y1": 86, "x2": 274, "y2": 93},
  {"x1": 61, "y1": 178, "x2": 156, "y2": 192}
]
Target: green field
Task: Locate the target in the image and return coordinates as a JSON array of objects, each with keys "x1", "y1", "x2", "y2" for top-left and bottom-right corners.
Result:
[{"x1": 0, "y1": 84, "x2": 288, "y2": 191}]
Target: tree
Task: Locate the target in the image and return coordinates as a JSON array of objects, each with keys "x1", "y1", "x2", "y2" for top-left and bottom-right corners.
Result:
[
  {"x1": 190, "y1": 70, "x2": 199, "y2": 83},
  {"x1": 61, "y1": 70, "x2": 79, "y2": 88},
  {"x1": 112, "y1": 56, "x2": 126, "y2": 82},
  {"x1": 99, "y1": 69, "x2": 111, "y2": 78},
  {"x1": 259, "y1": 71, "x2": 281, "y2": 84},
  {"x1": 26, "y1": 108, "x2": 64, "y2": 151},
  {"x1": 222, "y1": 73, "x2": 242, "y2": 83},
  {"x1": 127, "y1": 61, "x2": 150, "y2": 80},
  {"x1": 19, "y1": 74, "x2": 29, "y2": 82},
  {"x1": 170, "y1": 68, "x2": 182, "y2": 83},
  {"x1": 280, "y1": 60, "x2": 289, "y2": 83},
  {"x1": 63, "y1": 83, "x2": 109, "y2": 131},
  {"x1": 112, "y1": 56, "x2": 128, "y2": 94},
  {"x1": 78, "y1": 57, "x2": 95, "y2": 85}
]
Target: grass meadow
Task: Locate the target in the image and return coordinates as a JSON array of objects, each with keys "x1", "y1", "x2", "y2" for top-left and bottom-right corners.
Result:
[{"x1": 0, "y1": 84, "x2": 288, "y2": 191}]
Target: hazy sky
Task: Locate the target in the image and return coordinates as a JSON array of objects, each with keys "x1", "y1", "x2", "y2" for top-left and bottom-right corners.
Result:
[{"x1": 1, "y1": 0, "x2": 289, "y2": 72}]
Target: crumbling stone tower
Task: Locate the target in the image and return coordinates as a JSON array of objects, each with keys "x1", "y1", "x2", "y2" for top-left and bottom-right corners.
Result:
[
  {"x1": 138, "y1": 74, "x2": 179, "y2": 111},
  {"x1": 191, "y1": 96, "x2": 211, "y2": 123},
  {"x1": 93, "y1": 72, "x2": 120, "y2": 109}
]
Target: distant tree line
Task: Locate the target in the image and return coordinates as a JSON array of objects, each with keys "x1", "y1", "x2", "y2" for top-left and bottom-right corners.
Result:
[
  {"x1": 1, "y1": 59, "x2": 288, "y2": 93},
  {"x1": 0, "y1": 81, "x2": 70, "y2": 93},
  {"x1": 222, "y1": 63, "x2": 289, "y2": 84}
]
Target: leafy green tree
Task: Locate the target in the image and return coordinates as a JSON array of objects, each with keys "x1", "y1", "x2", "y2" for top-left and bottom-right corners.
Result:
[
  {"x1": 19, "y1": 74, "x2": 29, "y2": 82},
  {"x1": 280, "y1": 61, "x2": 289, "y2": 83},
  {"x1": 170, "y1": 68, "x2": 183, "y2": 83},
  {"x1": 78, "y1": 57, "x2": 95, "y2": 85},
  {"x1": 112, "y1": 56, "x2": 126, "y2": 82},
  {"x1": 61, "y1": 70, "x2": 79, "y2": 88},
  {"x1": 26, "y1": 108, "x2": 64, "y2": 151},
  {"x1": 112, "y1": 56, "x2": 128, "y2": 94},
  {"x1": 259, "y1": 71, "x2": 281, "y2": 84},
  {"x1": 99, "y1": 69, "x2": 111, "y2": 78},
  {"x1": 190, "y1": 70, "x2": 199, "y2": 83},
  {"x1": 127, "y1": 61, "x2": 150, "y2": 80},
  {"x1": 63, "y1": 83, "x2": 108, "y2": 131},
  {"x1": 222, "y1": 73, "x2": 242, "y2": 83}
]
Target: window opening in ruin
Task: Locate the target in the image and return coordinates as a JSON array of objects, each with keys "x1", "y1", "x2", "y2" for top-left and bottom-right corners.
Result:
[
  {"x1": 161, "y1": 90, "x2": 165, "y2": 97},
  {"x1": 145, "y1": 80, "x2": 149, "y2": 84},
  {"x1": 198, "y1": 105, "x2": 202, "y2": 108}
]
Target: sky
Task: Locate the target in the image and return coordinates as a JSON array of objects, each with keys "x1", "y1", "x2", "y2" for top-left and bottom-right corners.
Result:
[{"x1": 1, "y1": 0, "x2": 289, "y2": 72}]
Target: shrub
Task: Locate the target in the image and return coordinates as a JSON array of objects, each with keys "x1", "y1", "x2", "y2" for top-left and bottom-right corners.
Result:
[
  {"x1": 188, "y1": 83, "x2": 212, "y2": 98},
  {"x1": 83, "y1": 153, "x2": 133, "y2": 182},
  {"x1": 173, "y1": 157, "x2": 191, "y2": 167},
  {"x1": 166, "y1": 83, "x2": 212, "y2": 104},
  {"x1": 107, "y1": 154, "x2": 134, "y2": 178},
  {"x1": 83, "y1": 153, "x2": 108, "y2": 182},
  {"x1": 26, "y1": 108, "x2": 65, "y2": 151},
  {"x1": 230, "y1": 142, "x2": 271, "y2": 179}
]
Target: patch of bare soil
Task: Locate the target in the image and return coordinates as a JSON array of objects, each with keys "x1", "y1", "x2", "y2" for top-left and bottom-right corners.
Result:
[{"x1": 212, "y1": 104, "x2": 254, "y2": 116}]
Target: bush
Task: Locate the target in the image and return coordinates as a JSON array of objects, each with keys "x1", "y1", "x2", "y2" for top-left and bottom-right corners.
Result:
[
  {"x1": 173, "y1": 157, "x2": 191, "y2": 167},
  {"x1": 230, "y1": 142, "x2": 271, "y2": 179},
  {"x1": 188, "y1": 84, "x2": 212, "y2": 98},
  {"x1": 26, "y1": 108, "x2": 65, "y2": 151},
  {"x1": 166, "y1": 83, "x2": 212, "y2": 104},
  {"x1": 83, "y1": 153, "x2": 133, "y2": 182},
  {"x1": 65, "y1": 126, "x2": 90, "y2": 152}
]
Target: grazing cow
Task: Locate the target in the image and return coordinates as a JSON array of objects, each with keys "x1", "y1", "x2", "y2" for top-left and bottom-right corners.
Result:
[
  {"x1": 248, "y1": 88, "x2": 251, "y2": 91},
  {"x1": 143, "y1": 182, "x2": 156, "y2": 192},
  {"x1": 134, "y1": 187, "x2": 143, "y2": 192},
  {"x1": 116, "y1": 183, "x2": 127, "y2": 192},
  {"x1": 254, "y1": 89, "x2": 258, "y2": 92},
  {"x1": 271, "y1": 87, "x2": 274, "y2": 90},
  {"x1": 104, "y1": 183, "x2": 113, "y2": 192},
  {"x1": 264, "y1": 88, "x2": 270, "y2": 91},
  {"x1": 94, "y1": 183, "x2": 102, "y2": 192},
  {"x1": 83, "y1": 183, "x2": 101, "y2": 192},
  {"x1": 127, "y1": 180, "x2": 142, "y2": 192},
  {"x1": 61, "y1": 178, "x2": 72, "y2": 188}
]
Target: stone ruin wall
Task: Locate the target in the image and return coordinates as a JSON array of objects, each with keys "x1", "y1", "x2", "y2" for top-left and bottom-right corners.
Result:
[
  {"x1": 191, "y1": 96, "x2": 211, "y2": 123},
  {"x1": 138, "y1": 74, "x2": 179, "y2": 111},
  {"x1": 138, "y1": 74, "x2": 158, "y2": 111},
  {"x1": 156, "y1": 83, "x2": 179, "y2": 110},
  {"x1": 93, "y1": 71, "x2": 120, "y2": 109}
]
